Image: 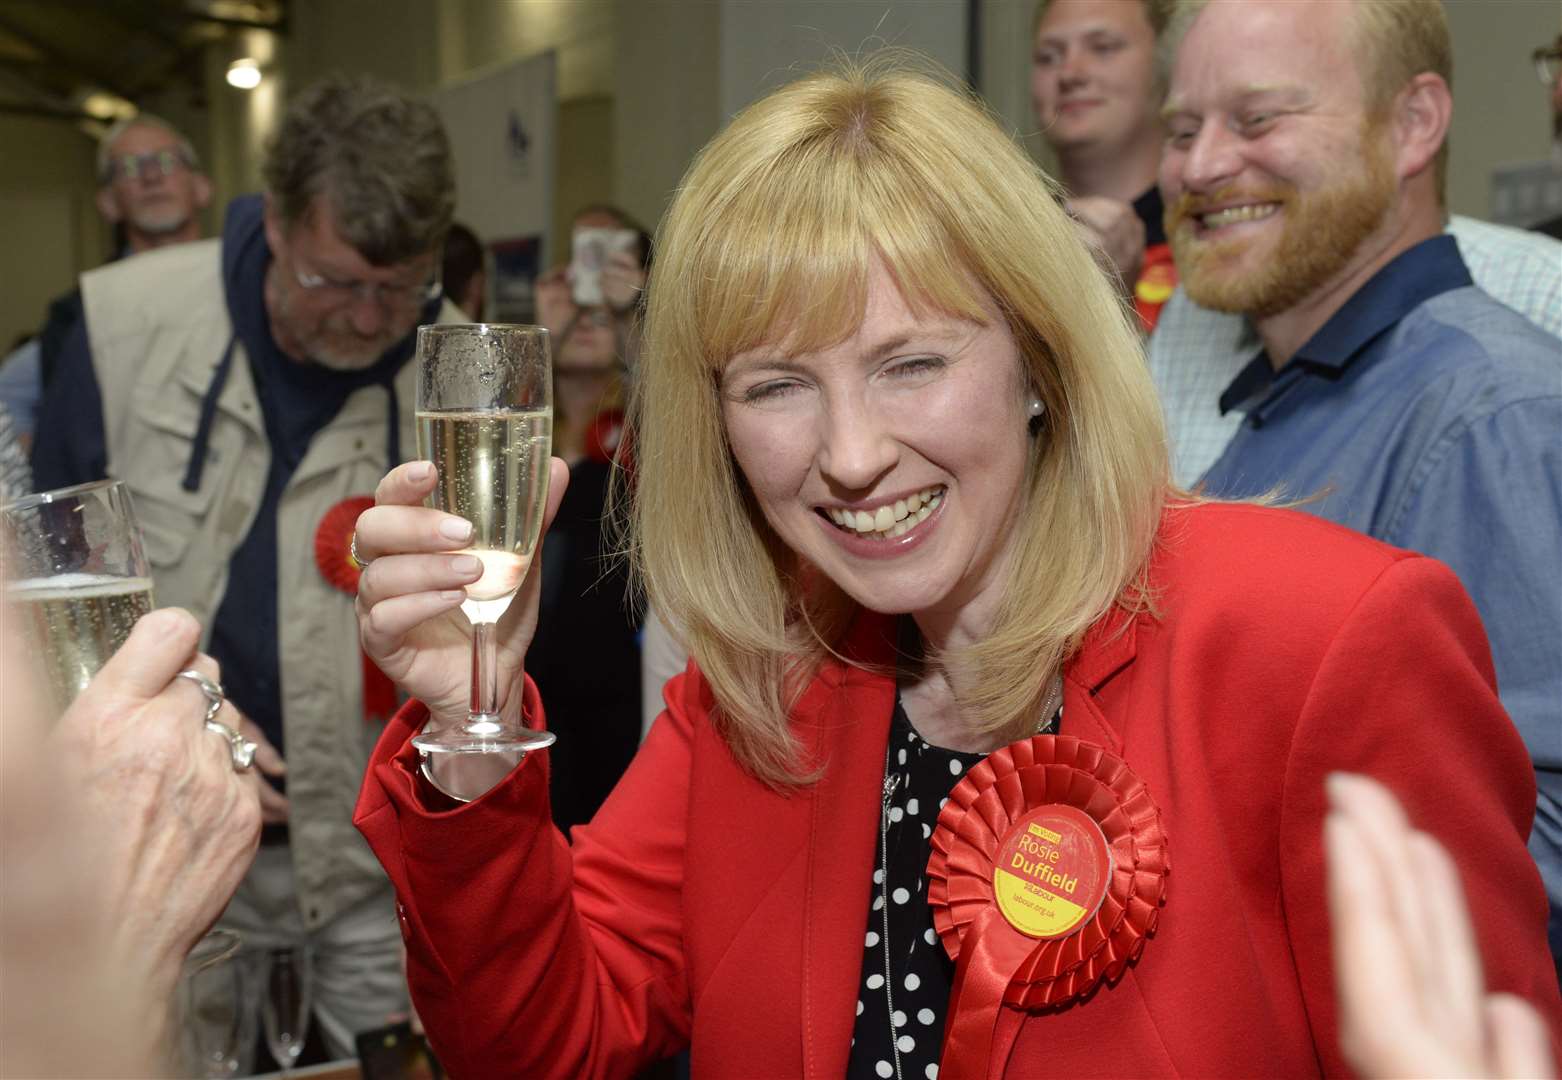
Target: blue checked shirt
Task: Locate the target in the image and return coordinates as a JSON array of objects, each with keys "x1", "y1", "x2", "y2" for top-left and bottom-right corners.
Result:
[
  {"x1": 1149, "y1": 216, "x2": 1562, "y2": 488},
  {"x1": 1180, "y1": 234, "x2": 1562, "y2": 978}
]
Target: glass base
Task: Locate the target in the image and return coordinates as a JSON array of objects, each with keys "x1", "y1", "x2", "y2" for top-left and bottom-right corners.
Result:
[{"x1": 412, "y1": 721, "x2": 556, "y2": 755}]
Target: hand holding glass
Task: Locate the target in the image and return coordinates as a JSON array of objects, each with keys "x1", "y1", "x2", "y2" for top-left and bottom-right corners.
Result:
[{"x1": 413, "y1": 323, "x2": 556, "y2": 756}]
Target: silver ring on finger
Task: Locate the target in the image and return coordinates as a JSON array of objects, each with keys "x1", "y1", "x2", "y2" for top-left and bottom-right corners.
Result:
[
  {"x1": 177, "y1": 669, "x2": 256, "y2": 772},
  {"x1": 349, "y1": 530, "x2": 370, "y2": 570}
]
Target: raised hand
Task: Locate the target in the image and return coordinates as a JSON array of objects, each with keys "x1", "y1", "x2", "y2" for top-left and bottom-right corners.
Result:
[
  {"x1": 1326, "y1": 772, "x2": 1556, "y2": 1079},
  {"x1": 353, "y1": 458, "x2": 570, "y2": 733}
]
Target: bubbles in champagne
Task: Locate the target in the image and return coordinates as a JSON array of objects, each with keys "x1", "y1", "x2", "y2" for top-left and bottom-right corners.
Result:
[
  {"x1": 5, "y1": 574, "x2": 154, "y2": 712},
  {"x1": 416, "y1": 408, "x2": 552, "y2": 622}
]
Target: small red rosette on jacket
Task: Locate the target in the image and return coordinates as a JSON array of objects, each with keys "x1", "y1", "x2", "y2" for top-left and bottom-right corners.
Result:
[
  {"x1": 314, "y1": 496, "x2": 398, "y2": 724},
  {"x1": 926, "y1": 734, "x2": 1169, "y2": 1079}
]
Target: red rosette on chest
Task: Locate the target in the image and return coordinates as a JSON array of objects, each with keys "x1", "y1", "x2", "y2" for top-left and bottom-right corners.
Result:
[
  {"x1": 313, "y1": 495, "x2": 397, "y2": 724},
  {"x1": 926, "y1": 734, "x2": 1169, "y2": 1077},
  {"x1": 314, "y1": 496, "x2": 376, "y2": 593}
]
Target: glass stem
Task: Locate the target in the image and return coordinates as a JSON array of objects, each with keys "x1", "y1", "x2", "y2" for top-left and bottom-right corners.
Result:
[{"x1": 469, "y1": 619, "x2": 500, "y2": 724}]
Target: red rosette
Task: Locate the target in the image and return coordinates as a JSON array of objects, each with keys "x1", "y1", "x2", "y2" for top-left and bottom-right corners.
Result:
[
  {"x1": 314, "y1": 496, "x2": 376, "y2": 594},
  {"x1": 928, "y1": 735, "x2": 1169, "y2": 1009},
  {"x1": 313, "y1": 496, "x2": 398, "y2": 724}
]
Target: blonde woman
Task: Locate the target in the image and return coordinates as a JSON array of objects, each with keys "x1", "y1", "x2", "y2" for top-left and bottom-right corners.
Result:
[{"x1": 349, "y1": 62, "x2": 1559, "y2": 1077}]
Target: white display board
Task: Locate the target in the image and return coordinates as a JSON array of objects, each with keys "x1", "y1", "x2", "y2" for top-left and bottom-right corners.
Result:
[{"x1": 434, "y1": 50, "x2": 557, "y2": 322}]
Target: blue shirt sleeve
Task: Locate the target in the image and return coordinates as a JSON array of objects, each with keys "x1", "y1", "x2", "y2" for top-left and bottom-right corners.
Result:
[
  {"x1": 1381, "y1": 395, "x2": 1562, "y2": 972},
  {"x1": 29, "y1": 318, "x2": 108, "y2": 489}
]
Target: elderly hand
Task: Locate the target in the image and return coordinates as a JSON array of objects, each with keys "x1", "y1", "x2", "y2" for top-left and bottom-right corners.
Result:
[
  {"x1": 601, "y1": 248, "x2": 647, "y2": 316},
  {"x1": 1065, "y1": 195, "x2": 1146, "y2": 293},
  {"x1": 1325, "y1": 772, "x2": 1556, "y2": 1079},
  {"x1": 354, "y1": 458, "x2": 570, "y2": 734},
  {"x1": 52, "y1": 610, "x2": 262, "y2": 995}
]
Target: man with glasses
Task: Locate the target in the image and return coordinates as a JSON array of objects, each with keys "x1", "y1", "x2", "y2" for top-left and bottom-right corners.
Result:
[
  {"x1": 2, "y1": 116, "x2": 213, "y2": 444},
  {"x1": 31, "y1": 74, "x2": 460, "y2": 1064},
  {"x1": 94, "y1": 114, "x2": 212, "y2": 254}
]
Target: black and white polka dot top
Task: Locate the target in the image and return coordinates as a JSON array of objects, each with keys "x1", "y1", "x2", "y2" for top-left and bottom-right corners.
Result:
[{"x1": 844, "y1": 695, "x2": 1061, "y2": 1080}]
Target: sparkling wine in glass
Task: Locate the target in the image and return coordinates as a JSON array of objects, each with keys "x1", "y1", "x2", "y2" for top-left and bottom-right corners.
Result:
[
  {"x1": 261, "y1": 947, "x2": 312, "y2": 1075},
  {"x1": 2, "y1": 480, "x2": 154, "y2": 715},
  {"x1": 413, "y1": 323, "x2": 557, "y2": 757}
]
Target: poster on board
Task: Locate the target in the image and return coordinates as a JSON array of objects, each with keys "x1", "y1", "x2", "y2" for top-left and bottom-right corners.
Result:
[{"x1": 434, "y1": 50, "x2": 556, "y2": 323}]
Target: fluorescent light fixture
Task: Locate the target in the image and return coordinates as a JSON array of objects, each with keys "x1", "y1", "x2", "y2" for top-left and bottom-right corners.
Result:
[
  {"x1": 226, "y1": 58, "x2": 262, "y2": 90},
  {"x1": 80, "y1": 91, "x2": 136, "y2": 120}
]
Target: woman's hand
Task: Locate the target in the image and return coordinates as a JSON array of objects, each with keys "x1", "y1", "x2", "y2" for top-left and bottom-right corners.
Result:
[
  {"x1": 354, "y1": 458, "x2": 570, "y2": 732},
  {"x1": 1064, "y1": 195, "x2": 1145, "y2": 295},
  {"x1": 601, "y1": 249, "x2": 647, "y2": 316},
  {"x1": 1326, "y1": 772, "x2": 1556, "y2": 1079},
  {"x1": 535, "y1": 265, "x2": 578, "y2": 339}
]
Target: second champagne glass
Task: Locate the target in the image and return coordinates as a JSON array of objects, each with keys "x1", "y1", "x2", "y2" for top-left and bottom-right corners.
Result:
[
  {"x1": 260, "y1": 946, "x2": 312, "y2": 1075},
  {"x1": 412, "y1": 323, "x2": 557, "y2": 756},
  {"x1": 2, "y1": 479, "x2": 154, "y2": 716}
]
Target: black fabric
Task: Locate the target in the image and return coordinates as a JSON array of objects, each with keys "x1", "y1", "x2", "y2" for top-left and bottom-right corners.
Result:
[
  {"x1": 846, "y1": 697, "x2": 1061, "y2": 1080},
  {"x1": 36, "y1": 288, "x2": 85, "y2": 392},
  {"x1": 30, "y1": 320, "x2": 107, "y2": 487},
  {"x1": 1132, "y1": 185, "x2": 1167, "y2": 249},
  {"x1": 526, "y1": 459, "x2": 644, "y2": 834}
]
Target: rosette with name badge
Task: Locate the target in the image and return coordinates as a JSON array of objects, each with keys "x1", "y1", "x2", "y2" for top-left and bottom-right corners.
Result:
[{"x1": 926, "y1": 734, "x2": 1169, "y2": 1079}]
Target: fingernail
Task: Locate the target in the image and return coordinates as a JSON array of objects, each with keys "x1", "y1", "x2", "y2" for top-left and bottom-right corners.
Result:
[
  {"x1": 146, "y1": 607, "x2": 193, "y2": 639},
  {"x1": 451, "y1": 555, "x2": 481, "y2": 575},
  {"x1": 439, "y1": 517, "x2": 473, "y2": 541},
  {"x1": 409, "y1": 462, "x2": 433, "y2": 481},
  {"x1": 1325, "y1": 772, "x2": 1354, "y2": 805},
  {"x1": 439, "y1": 590, "x2": 466, "y2": 602}
]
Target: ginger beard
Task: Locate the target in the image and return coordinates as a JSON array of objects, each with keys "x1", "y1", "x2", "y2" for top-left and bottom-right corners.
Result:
[{"x1": 1166, "y1": 118, "x2": 1396, "y2": 319}]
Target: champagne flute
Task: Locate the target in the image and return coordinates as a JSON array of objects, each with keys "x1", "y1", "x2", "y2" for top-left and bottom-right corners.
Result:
[
  {"x1": 260, "y1": 946, "x2": 312, "y2": 1075},
  {"x1": 172, "y1": 930, "x2": 256, "y2": 1078},
  {"x1": 412, "y1": 323, "x2": 557, "y2": 756},
  {"x1": 2, "y1": 479, "x2": 154, "y2": 715}
]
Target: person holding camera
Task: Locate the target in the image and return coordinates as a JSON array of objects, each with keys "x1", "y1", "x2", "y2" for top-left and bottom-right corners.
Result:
[{"x1": 522, "y1": 204, "x2": 651, "y2": 832}]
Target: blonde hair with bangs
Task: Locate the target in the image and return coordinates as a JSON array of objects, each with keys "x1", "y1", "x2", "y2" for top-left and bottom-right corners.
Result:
[{"x1": 624, "y1": 57, "x2": 1168, "y2": 786}]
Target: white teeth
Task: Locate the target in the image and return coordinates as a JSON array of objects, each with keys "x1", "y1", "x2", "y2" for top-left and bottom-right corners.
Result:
[
  {"x1": 827, "y1": 485, "x2": 945, "y2": 539},
  {"x1": 1201, "y1": 203, "x2": 1278, "y2": 229}
]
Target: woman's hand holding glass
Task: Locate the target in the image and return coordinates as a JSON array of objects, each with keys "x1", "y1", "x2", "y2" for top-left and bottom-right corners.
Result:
[{"x1": 354, "y1": 458, "x2": 570, "y2": 737}]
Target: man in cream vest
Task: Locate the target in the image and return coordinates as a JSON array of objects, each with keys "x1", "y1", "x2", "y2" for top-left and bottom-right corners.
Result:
[{"x1": 32, "y1": 75, "x2": 463, "y2": 1062}]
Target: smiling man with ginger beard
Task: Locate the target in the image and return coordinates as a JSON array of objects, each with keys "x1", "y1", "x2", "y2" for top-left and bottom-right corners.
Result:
[{"x1": 1159, "y1": 0, "x2": 1562, "y2": 983}]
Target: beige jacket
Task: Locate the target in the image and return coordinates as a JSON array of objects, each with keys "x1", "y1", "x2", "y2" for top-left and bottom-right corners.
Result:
[{"x1": 82, "y1": 237, "x2": 459, "y2": 930}]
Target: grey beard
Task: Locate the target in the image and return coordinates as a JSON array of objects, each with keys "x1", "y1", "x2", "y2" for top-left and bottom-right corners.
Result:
[{"x1": 129, "y1": 207, "x2": 191, "y2": 236}]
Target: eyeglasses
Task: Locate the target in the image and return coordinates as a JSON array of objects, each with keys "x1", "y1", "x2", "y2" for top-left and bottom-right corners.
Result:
[
  {"x1": 103, "y1": 148, "x2": 194, "y2": 185},
  {"x1": 292, "y1": 264, "x2": 443, "y2": 313},
  {"x1": 1535, "y1": 41, "x2": 1562, "y2": 86}
]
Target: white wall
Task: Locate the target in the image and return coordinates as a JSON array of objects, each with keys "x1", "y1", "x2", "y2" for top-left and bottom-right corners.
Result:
[
  {"x1": 1443, "y1": 0, "x2": 1559, "y2": 219},
  {"x1": 717, "y1": 0, "x2": 968, "y2": 118},
  {"x1": 0, "y1": 116, "x2": 102, "y2": 347}
]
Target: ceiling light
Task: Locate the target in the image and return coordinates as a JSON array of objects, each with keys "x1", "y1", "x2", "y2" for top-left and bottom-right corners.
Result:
[
  {"x1": 226, "y1": 58, "x2": 262, "y2": 90},
  {"x1": 80, "y1": 92, "x2": 136, "y2": 120}
]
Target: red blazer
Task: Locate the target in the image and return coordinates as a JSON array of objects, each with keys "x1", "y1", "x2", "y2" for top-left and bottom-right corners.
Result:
[{"x1": 356, "y1": 503, "x2": 1562, "y2": 1078}]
